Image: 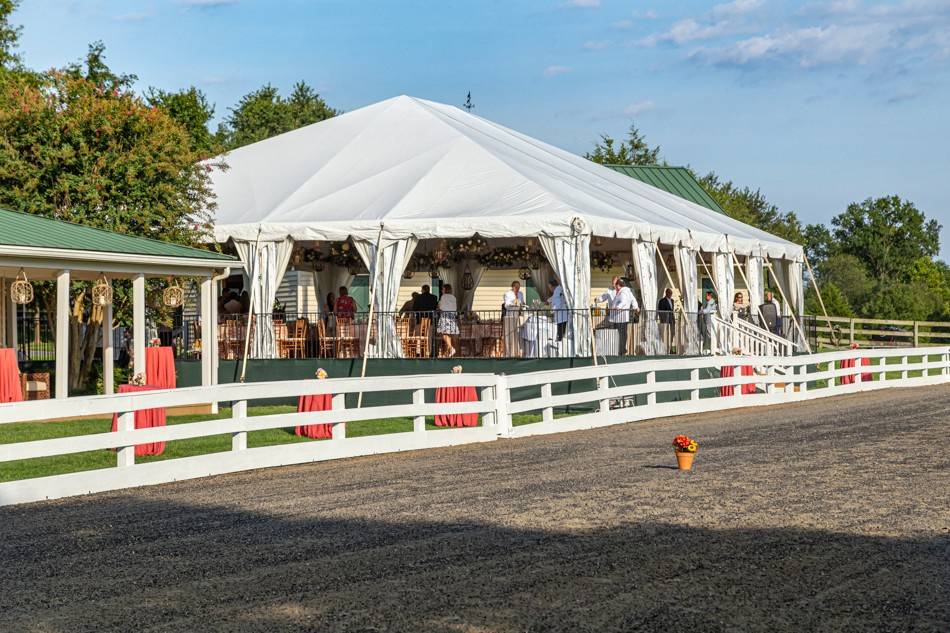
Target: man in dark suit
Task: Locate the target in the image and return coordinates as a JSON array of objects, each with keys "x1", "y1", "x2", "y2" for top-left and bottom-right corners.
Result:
[
  {"x1": 411, "y1": 284, "x2": 438, "y2": 314},
  {"x1": 657, "y1": 288, "x2": 675, "y2": 351}
]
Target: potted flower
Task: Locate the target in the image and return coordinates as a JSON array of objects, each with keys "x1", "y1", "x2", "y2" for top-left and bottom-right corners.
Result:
[{"x1": 672, "y1": 434, "x2": 698, "y2": 470}]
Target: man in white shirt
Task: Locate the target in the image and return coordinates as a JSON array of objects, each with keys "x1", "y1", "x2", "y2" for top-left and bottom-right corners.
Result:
[
  {"x1": 597, "y1": 276, "x2": 639, "y2": 355},
  {"x1": 548, "y1": 279, "x2": 568, "y2": 340},
  {"x1": 502, "y1": 281, "x2": 525, "y2": 357}
]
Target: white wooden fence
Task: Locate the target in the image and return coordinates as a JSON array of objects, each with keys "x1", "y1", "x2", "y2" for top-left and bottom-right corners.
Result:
[{"x1": 1, "y1": 346, "x2": 947, "y2": 506}]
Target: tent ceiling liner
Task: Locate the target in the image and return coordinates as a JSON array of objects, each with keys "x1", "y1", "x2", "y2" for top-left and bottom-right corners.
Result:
[{"x1": 209, "y1": 95, "x2": 802, "y2": 260}]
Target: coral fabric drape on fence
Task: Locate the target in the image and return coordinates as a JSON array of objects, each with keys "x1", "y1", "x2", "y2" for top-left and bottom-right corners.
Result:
[
  {"x1": 296, "y1": 393, "x2": 334, "y2": 439},
  {"x1": 839, "y1": 357, "x2": 873, "y2": 384},
  {"x1": 145, "y1": 346, "x2": 176, "y2": 389},
  {"x1": 110, "y1": 384, "x2": 166, "y2": 456},
  {"x1": 434, "y1": 386, "x2": 479, "y2": 427},
  {"x1": 720, "y1": 365, "x2": 756, "y2": 396},
  {"x1": 0, "y1": 348, "x2": 22, "y2": 403}
]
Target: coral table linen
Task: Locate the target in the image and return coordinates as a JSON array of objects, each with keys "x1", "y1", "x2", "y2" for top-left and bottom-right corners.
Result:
[
  {"x1": 839, "y1": 358, "x2": 857, "y2": 384},
  {"x1": 435, "y1": 386, "x2": 479, "y2": 427},
  {"x1": 297, "y1": 393, "x2": 333, "y2": 439},
  {"x1": 145, "y1": 346, "x2": 176, "y2": 389},
  {"x1": 720, "y1": 365, "x2": 756, "y2": 397},
  {"x1": 0, "y1": 348, "x2": 22, "y2": 404},
  {"x1": 110, "y1": 384, "x2": 166, "y2": 456}
]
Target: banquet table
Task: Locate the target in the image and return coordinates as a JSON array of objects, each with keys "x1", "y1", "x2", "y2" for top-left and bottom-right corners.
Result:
[
  {"x1": 434, "y1": 386, "x2": 479, "y2": 427},
  {"x1": 296, "y1": 393, "x2": 334, "y2": 439},
  {"x1": 111, "y1": 384, "x2": 166, "y2": 456},
  {"x1": 0, "y1": 348, "x2": 22, "y2": 403},
  {"x1": 145, "y1": 346, "x2": 176, "y2": 389},
  {"x1": 594, "y1": 327, "x2": 620, "y2": 356},
  {"x1": 720, "y1": 364, "x2": 756, "y2": 396}
]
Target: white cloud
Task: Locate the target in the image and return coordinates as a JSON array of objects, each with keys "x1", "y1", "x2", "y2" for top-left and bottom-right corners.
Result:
[
  {"x1": 613, "y1": 19, "x2": 634, "y2": 29},
  {"x1": 624, "y1": 100, "x2": 655, "y2": 116},
  {"x1": 640, "y1": 9, "x2": 659, "y2": 19},
  {"x1": 640, "y1": 17, "x2": 736, "y2": 46},
  {"x1": 711, "y1": 0, "x2": 763, "y2": 19},
  {"x1": 181, "y1": 0, "x2": 238, "y2": 7},
  {"x1": 543, "y1": 65, "x2": 572, "y2": 76},
  {"x1": 583, "y1": 40, "x2": 611, "y2": 50},
  {"x1": 563, "y1": 0, "x2": 600, "y2": 7},
  {"x1": 114, "y1": 11, "x2": 152, "y2": 22}
]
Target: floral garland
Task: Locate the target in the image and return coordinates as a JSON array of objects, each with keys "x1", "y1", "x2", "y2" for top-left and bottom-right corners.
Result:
[
  {"x1": 298, "y1": 241, "x2": 361, "y2": 268},
  {"x1": 447, "y1": 235, "x2": 488, "y2": 260},
  {"x1": 591, "y1": 250, "x2": 615, "y2": 272},
  {"x1": 477, "y1": 245, "x2": 539, "y2": 268}
]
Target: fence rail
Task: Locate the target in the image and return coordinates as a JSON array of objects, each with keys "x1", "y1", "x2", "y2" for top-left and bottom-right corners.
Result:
[
  {"x1": 0, "y1": 345, "x2": 947, "y2": 506},
  {"x1": 811, "y1": 315, "x2": 950, "y2": 348}
]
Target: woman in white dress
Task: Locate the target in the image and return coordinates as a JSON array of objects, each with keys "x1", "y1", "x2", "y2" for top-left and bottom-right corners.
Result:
[
  {"x1": 503, "y1": 281, "x2": 525, "y2": 357},
  {"x1": 437, "y1": 284, "x2": 459, "y2": 357}
]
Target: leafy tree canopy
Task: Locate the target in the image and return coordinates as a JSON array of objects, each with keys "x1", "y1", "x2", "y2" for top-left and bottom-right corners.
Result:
[
  {"x1": 146, "y1": 86, "x2": 218, "y2": 157},
  {"x1": 697, "y1": 172, "x2": 805, "y2": 244},
  {"x1": 218, "y1": 81, "x2": 337, "y2": 150},
  {"x1": 0, "y1": 0, "x2": 20, "y2": 71},
  {"x1": 831, "y1": 196, "x2": 941, "y2": 283},
  {"x1": 585, "y1": 123, "x2": 661, "y2": 166}
]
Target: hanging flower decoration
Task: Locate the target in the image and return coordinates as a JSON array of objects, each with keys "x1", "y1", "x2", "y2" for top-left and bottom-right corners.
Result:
[
  {"x1": 162, "y1": 279, "x2": 184, "y2": 308},
  {"x1": 591, "y1": 251, "x2": 616, "y2": 272},
  {"x1": 11, "y1": 269, "x2": 33, "y2": 305},
  {"x1": 448, "y1": 235, "x2": 488, "y2": 260},
  {"x1": 477, "y1": 246, "x2": 541, "y2": 268},
  {"x1": 92, "y1": 274, "x2": 113, "y2": 307},
  {"x1": 461, "y1": 266, "x2": 475, "y2": 290}
]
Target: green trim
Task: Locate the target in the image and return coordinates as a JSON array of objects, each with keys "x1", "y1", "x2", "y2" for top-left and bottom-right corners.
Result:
[
  {"x1": 605, "y1": 165, "x2": 726, "y2": 215},
  {"x1": 0, "y1": 207, "x2": 235, "y2": 262}
]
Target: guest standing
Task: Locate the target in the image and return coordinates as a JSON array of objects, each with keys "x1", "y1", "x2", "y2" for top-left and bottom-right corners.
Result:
[
  {"x1": 597, "y1": 276, "x2": 638, "y2": 355},
  {"x1": 437, "y1": 284, "x2": 459, "y2": 357},
  {"x1": 657, "y1": 288, "x2": 675, "y2": 351},
  {"x1": 548, "y1": 279, "x2": 568, "y2": 342},
  {"x1": 502, "y1": 281, "x2": 525, "y2": 357},
  {"x1": 701, "y1": 290, "x2": 718, "y2": 352},
  {"x1": 335, "y1": 286, "x2": 357, "y2": 319}
]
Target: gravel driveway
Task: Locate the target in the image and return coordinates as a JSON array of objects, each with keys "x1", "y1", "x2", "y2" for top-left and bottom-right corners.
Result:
[{"x1": 2, "y1": 385, "x2": 948, "y2": 632}]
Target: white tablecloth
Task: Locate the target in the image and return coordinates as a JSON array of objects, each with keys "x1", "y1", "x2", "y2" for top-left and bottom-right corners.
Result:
[
  {"x1": 593, "y1": 327, "x2": 620, "y2": 356},
  {"x1": 521, "y1": 315, "x2": 559, "y2": 358}
]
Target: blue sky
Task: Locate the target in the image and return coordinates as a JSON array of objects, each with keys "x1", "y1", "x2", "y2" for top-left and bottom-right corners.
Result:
[{"x1": 13, "y1": 0, "x2": 950, "y2": 259}]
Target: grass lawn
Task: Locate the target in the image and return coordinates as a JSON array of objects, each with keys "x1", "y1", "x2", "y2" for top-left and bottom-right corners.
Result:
[{"x1": 0, "y1": 407, "x2": 544, "y2": 483}]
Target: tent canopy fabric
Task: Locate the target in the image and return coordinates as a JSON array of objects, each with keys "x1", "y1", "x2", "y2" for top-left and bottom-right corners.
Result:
[{"x1": 209, "y1": 95, "x2": 802, "y2": 260}]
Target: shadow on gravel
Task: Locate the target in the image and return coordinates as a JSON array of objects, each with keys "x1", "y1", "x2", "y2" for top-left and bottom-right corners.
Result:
[{"x1": 2, "y1": 497, "x2": 947, "y2": 633}]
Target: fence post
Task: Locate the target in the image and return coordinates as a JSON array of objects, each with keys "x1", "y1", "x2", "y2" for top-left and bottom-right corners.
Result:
[
  {"x1": 849, "y1": 319, "x2": 855, "y2": 345},
  {"x1": 598, "y1": 376, "x2": 610, "y2": 412},
  {"x1": 645, "y1": 370, "x2": 656, "y2": 407},
  {"x1": 541, "y1": 383, "x2": 554, "y2": 422},
  {"x1": 689, "y1": 368, "x2": 699, "y2": 401},
  {"x1": 480, "y1": 385, "x2": 496, "y2": 428},
  {"x1": 798, "y1": 363, "x2": 808, "y2": 394},
  {"x1": 332, "y1": 393, "x2": 346, "y2": 439},
  {"x1": 901, "y1": 355, "x2": 909, "y2": 381},
  {"x1": 913, "y1": 322, "x2": 919, "y2": 347},
  {"x1": 231, "y1": 399, "x2": 247, "y2": 451},
  {"x1": 412, "y1": 388, "x2": 425, "y2": 433},
  {"x1": 494, "y1": 374, "x2": 513, "y2": 437},
  {"x1": 879, "y1": 356, "x2": 887, "y2": 382},
  {"x1": 116, "y1": 410, "x2": 135, "y2": 467}
]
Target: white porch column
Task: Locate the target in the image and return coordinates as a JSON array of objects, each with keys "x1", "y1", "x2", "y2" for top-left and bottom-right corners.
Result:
[
  {"x1": 209, "y1": 276, "x2": 220, "y2": 413},
  {"x1": 0, "y1": 278, "x2": 6, "y2": 348},
  {"x1": 55, "y1": 269, "x2": 70, "y2": 399},
  {"x1": 102, "y1": 299, "x2": 114, "y2": 395},
  {"x1": 133, "y1": 273, "x2": 146, "y2": 375},
  {"x1": 200, "y1": 275, "x2": 214, "y2": 391}
]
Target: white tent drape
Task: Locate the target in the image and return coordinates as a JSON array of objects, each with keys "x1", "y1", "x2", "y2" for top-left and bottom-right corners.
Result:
[
  {"x1": 530, "y1": 263, "x2": 553, "y2": 302},
  {"x1": 746, "y1": 254, "x2": 764, "y2": 311},
  {"x1": 713, "y1": 251, "x2": 735, "y2": 352},
  {"x1": 232, "y1": 236, "x2": 295, "y2": 358},
  {"x1": 539, "y1": 229, "x2": 591, "y2": 357},
  {"x1": 353, "y1": 236, "x2": 418, "y2": 357},
  {"x1": 633, "y1": 239, "x2": 664, "y2": 355},
  {"x1": 674, "y1": 244, "x2": 701, "y2": 356},
  {"x1": 461, "y1": 261, "x2": 486, "y2": 311},
  {"x1": 436, "y1": 264, "x2": 459, "y2": 299},
  {"x1": 772, "y1": 257, "x2": 805, "y2": 347}
]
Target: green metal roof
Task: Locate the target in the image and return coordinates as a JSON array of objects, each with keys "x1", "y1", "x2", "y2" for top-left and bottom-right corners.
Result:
[
  {"x1": 0, "y1": 207, "x2": 235, "y2": 261},
  {"x1": 605, "y1": 164, "x2": 726, "y2": 215}
]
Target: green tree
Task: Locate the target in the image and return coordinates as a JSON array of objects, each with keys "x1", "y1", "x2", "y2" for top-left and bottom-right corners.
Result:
[
  {"x1": 805, "y1": 281, "x2": 852, "y2": 318},
  {"x1": 860, "y1": 282, "x2": 942, "y2": 321},
  {"x1": 814, "y1": 254, "x2": 874, "y2": 312},
  {"x1": 0, "y1": 0, "x2": 20, "y2": 71},
  {"x1": 832, "y1": 196, "x2": 941, "y2": 283},
  {"x1": 146, "y1": 86, "x2": 218, "y2": 157},
  {"x1": 697, "y1": 172, "x2": 804, "y2": 244},
  {"x1": 0, "y1": 68, "x2": 217, "y2": 390},
  {"x1": 218, "y1": 81, "x2": 337, "y2": 150},
  {"x1": 586, "y1": 123, "x2": 661, "y2": 166},
  {"x1": 65, "y1": 41, "x2": 137, "y2": 93}
]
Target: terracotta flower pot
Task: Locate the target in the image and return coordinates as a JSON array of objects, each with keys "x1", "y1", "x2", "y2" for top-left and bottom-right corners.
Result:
[{"x1": 675, "y1": 450, "x2": 696, "y2": 470}]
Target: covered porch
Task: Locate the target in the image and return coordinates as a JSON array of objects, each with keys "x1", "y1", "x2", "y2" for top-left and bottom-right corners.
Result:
[{"x1": 0, "y1": 208, "x2": 235, "y2": 401}]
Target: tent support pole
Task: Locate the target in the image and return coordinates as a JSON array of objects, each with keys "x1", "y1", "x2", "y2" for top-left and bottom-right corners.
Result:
[
  {"x1": 239, "y1": 226, "x2": 263, "y2": 383},
  {"x1": 357, "y1": 225, "x2": 385, "y2": 408},
  {"x1": 803, "y1": 253, "x2": 838, "y2": 347}
]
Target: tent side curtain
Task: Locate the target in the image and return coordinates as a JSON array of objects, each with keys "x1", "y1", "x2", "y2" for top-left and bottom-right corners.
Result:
[
  {"x1": 746, "y1": 255, "x2": 764, "y2": 308},
  {"x1": 674, "y1": 244, "x2": 701, "y2": 355},
  {"x1": 538, "y1": 232, "x2": 591, "y2": 357},
  {"x1": 353, "y1": 236, "x2": 418, "y2": 358},
  {"x1": 632, "y1": 240, "x2": 663, "y2": 355},
  {"x1": 232, "y1": 236, "x2": 295, "y2": 359}
]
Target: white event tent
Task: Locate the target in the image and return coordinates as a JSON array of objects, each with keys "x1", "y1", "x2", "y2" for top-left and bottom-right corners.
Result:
[{"x1": 209, "y1": 95, "x2": 804, "y2": 358}]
